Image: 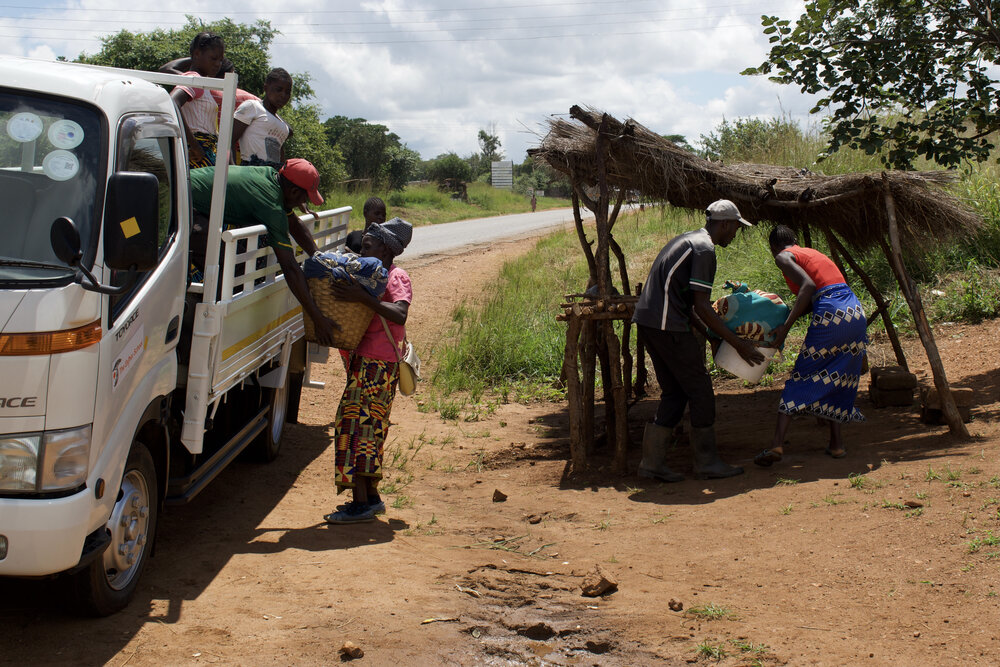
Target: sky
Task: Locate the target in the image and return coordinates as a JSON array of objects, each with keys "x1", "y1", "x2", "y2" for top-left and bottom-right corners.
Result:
[{"x1": 1, "y1": 0, "x2": 815, "y2": 163}]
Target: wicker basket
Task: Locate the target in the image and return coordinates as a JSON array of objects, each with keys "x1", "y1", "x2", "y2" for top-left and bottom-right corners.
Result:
[{"x1": 303, "y1": 276, "x2": 375, "y2": 349}]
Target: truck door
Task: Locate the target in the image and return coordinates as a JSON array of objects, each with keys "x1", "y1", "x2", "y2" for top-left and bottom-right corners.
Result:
[{"x1": 104, "y1": 114, "x2": 186, "y2": 397}]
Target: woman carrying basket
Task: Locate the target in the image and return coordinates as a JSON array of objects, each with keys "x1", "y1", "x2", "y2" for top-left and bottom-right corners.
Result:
[
  {"x1": 754, "y1": 225, "x2": 867, "y2": 467},
  {"x1": 324, "y1": 218, "x2": 413, "y2": 524}
]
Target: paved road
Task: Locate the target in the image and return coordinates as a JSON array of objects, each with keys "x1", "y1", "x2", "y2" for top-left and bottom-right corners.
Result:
[{"x1": 403, "y1": 207, "x2": 594, "y2": 263}]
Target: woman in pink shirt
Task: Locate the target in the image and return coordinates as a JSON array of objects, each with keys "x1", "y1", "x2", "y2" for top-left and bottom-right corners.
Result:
[{"x1": 325, "y1": 218, "x2": 413, "y2": 524}]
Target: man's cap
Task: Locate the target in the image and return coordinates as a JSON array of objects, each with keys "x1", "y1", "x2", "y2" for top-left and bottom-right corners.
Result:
[
  {"x1": 279, "y1": 158, "x2": 324, "y2": 206},
  {"x1": 706, "y1": 199, "x2": 752, "y2": 227}
]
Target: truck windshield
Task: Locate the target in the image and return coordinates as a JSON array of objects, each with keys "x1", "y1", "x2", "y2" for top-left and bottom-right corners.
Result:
[{"x1": 0, "y1": 89, "x2": 105, "y2": 285}]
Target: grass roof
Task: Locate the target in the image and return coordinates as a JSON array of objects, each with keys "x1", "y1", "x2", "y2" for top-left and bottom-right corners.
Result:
[{"x1": 529, "y1": 106, "x2": 981, "y2": 251}]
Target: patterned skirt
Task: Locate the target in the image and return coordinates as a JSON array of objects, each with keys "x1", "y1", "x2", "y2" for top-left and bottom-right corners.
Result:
[
  {"x1": 188, "y1": 131, "x2": 218, "y2": 168},
  {"x1": 779, "y1": 283, "x2": 867, "y2": 423},
  {"x1": 334, "y1": 355, "x2": 398, "y2": 492}
]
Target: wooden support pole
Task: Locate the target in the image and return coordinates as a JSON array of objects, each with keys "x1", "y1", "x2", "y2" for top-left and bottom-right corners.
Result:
[
  {"x1": 594, "y1": 115, "x2": 612, "y2": 296},
  {"x1": 823, "y1": 229, "x2": 908, "y2": 369},
  {"x1": 563, "y1": 317, "x2": 586, "y2": 473},
  {"x1": 571, "y1": 188, "x2": 597, "y2": 285},
  {"x1": 602, "y1": 319, "x2": 630, "y2": 474},
  {"x1": 880, "y1": 173, "x2": 968, "y2": 437},
  {"x1": 596, "y1": 325, "x2": 614, "y2": 448},
  {"x1": 609, "y1": 235, "x2": 633, "y2": 398},
  {"x1": 608, "y1": 188, "x2": 626, "y2": 232},
  {"x1": 581, "y1": 320, "x2": 597, "y2": 457}
]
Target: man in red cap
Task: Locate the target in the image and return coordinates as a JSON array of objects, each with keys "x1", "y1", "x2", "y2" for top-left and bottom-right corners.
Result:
[{"x1": 189, "y1": 159, "x2": 337, "y2": 345}]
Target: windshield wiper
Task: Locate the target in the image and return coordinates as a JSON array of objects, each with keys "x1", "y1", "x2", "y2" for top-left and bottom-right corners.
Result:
[{"x1": 0, "y1": 257, "x2": 72, "y2": 272}]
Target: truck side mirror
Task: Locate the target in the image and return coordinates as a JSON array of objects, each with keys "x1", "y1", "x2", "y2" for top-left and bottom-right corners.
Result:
[
  {"x1": 50, "y1": 216, "x2": 83, "y2": 266},
  {"x1": 104, "y1": 172, "x2": 160, "y2": 271}
]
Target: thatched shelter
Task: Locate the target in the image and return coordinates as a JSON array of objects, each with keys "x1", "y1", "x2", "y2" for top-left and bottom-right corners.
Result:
[{"x1": 530, "y1": 106, "x2": 979, "y2": 473}]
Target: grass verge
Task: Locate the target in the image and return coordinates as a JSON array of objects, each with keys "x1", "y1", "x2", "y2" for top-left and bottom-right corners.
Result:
[{"x1": 324, "y1": 181, "x2": 570, "y2": 229}]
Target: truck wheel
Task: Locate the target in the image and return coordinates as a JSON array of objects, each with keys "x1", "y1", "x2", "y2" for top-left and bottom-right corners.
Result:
[
  {"x1": 74, "y1": 442, "x2": 158, "y2": 616},
  {"x1": 252, "y1": 374, "x2": 293, "y2": 463}
]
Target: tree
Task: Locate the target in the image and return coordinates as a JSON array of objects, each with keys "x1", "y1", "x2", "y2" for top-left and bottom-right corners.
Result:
[
  {"x1": 698, "y1": 117, "x2": 803, "y2": 163},
  {"x1": 662, "y1": 134, "x2": 695, "y2": 153},
  {"x1": 76, "y1": 16, "x2": 312, "y2": 100},
  {"x1": 384, "y1": 144, "x2": 421, "y2": 191},
  {"x1": 323, "y1": 116, "x2": 417, "y2": 190},
  {"x1": 425, "y1": 153, "x2": 472, "y2": 184},
  {"x1": 477, "y1": 126, "x2": 503, "y2": 169},
  {"x1": 743, "y1": 1, "x2": 1000, "y2": 169},
  {"x1": 282, "y1": 104, "x2": 346, "y2": 192}
]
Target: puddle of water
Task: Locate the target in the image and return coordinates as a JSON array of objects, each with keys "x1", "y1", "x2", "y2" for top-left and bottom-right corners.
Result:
[{"x1": 529, "y1": 641, "x2": 554, "y2": 658}]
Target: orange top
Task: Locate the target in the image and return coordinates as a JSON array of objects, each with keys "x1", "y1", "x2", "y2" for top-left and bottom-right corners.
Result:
[{"x1": 782, "y1": 245, "x2": 844, "y2": 295}]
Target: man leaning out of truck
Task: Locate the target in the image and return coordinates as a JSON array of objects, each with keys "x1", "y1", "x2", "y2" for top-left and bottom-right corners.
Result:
[{"x1": 189, "y1": 158, "x2": 338, "y2": 345}]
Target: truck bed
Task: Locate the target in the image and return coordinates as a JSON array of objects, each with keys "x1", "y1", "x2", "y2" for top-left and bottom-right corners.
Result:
[{"x1": 180, "y1": 207, "x2": 349, "y2": 453}]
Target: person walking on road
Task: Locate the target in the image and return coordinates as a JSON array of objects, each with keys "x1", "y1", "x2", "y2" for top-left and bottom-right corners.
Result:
[{"x1": 631, "y1": 200, "x2": 764, "y2": 482}]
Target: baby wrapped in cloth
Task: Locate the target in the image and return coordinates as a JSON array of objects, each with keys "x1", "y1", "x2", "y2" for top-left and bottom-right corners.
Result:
[
  {"x1": 304, "y1": 250, "x2": 388, "y2": 298},
  {"x1": 709, "y1": 280, "x2": 790, "y2": 346}
]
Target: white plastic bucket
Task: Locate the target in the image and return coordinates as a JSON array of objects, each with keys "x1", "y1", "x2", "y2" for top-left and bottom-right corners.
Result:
[{"x1": 714, "y1": 341, "x2": 778, "y2": 383}]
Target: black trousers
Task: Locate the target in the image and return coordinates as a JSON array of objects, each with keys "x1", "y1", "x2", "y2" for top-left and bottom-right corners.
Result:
[{"x1": 637, "y1": 325, "x2": 715, "y2": 429}]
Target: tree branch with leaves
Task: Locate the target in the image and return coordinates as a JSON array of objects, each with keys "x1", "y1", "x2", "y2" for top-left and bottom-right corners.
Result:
[{"x1": 743, "y1": 0, "x2": 1000, "y2": 168}]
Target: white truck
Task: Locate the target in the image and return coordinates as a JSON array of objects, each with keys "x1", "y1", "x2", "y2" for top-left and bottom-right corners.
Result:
[{"x1": 0, "y1": 57, "x2": 344, "y2": 614}]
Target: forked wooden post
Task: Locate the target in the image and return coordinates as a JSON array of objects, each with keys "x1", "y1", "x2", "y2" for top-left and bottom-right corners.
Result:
[
  {"x1": 563, "y1": 317, "x2": 586, "y2": 472},
  {"x1": 881, "y1": 173, "x2": 968, "y2": 437},
  {"x1": 581, "y1": 321, "x2": 597, "y2": 457},
  {"x1": 603, "y1": 320, "x2": 630, "y2": 474}
]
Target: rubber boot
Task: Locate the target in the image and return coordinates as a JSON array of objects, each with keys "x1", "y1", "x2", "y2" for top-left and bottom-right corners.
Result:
[
  {"x1": 691, "y1": 426, "x2": 744, "y2": 479},
  {"x1": 637, "y1": 423, "x2": 684, "y2": 483}
]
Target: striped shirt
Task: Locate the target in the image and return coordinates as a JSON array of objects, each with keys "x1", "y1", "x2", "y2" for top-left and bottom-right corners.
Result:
[{"x1": 632, "y1": 227, "x2": 716, "y2": 332}]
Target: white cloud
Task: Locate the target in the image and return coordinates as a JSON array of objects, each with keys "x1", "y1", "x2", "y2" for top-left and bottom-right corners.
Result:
[{"x1": 1, "y1": 0, "x2": 813, "y2": 160}]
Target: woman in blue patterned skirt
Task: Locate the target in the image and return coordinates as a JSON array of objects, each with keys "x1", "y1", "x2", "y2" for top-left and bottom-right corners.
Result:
[{"x1": 754, "y1": 225, "x2": 867, "y2": 467}]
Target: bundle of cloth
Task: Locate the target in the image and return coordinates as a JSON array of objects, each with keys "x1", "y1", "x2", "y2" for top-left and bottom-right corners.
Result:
[
  {"x1": 304, "y1": 250, "x2": 388, "y2": 299},
  {"x1": 709, "y1": 280, "x2": 791, "y2": 347}
]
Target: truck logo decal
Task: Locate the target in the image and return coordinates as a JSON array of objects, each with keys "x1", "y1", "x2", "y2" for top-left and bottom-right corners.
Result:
[
  {"x1": 112, "y1": 326, "x2": 145, "y2": 392},
  {"x1": 120, "y1": 216, "x2": 140, "y2": 239},
  {"x1": 115, "y1": 309, "x2": 140, "y2": 341},
  {"x1": 0, "y1": 396, "x2": 37, "y2": 408}
]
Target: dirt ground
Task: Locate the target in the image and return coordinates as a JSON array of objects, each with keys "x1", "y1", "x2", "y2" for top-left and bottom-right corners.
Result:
[{"x1": 3, "y1": 237, "x2": 1000, "y2": 666}]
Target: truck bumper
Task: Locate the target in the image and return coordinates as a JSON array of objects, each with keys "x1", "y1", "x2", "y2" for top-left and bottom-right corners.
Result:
[{"x1": 0, "y1": 488, "x2": 95, "y2": 576}]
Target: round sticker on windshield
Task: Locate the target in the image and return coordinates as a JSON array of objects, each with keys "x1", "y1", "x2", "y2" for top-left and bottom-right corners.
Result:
[
  {"x1": 48, "y1": 119, "x2": 84, "y2": 149},
  {"x1": 42, "y1": 150, "x2": 79, "y2": 181},
  {"x1": 7, "y1": 112, "x2": 44, "y2": 142}
]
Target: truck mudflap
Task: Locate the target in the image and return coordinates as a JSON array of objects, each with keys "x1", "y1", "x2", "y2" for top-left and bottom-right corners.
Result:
[
  {"x1": 180, "y1": 206, "x2": 350, "y2": 455},
  {"x1": 66, "y1": 527, "x2": 111, "y2": 575}
]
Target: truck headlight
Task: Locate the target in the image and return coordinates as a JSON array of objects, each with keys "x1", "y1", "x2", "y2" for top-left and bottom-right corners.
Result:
[
  {"x1": 0, "y1": 425, "x2": 92, "y2": 493},
  {"x1": 39, "y1": 426, "x2": 92, "y2": 492},
  {"x1": 0, "y1": 435, "x2": 40, "y2": 491}
]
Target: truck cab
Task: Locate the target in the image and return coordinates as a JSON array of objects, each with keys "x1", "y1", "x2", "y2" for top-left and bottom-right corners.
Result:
[{"x1": 0, "y1": 57, "x2": 345, "y2": 614}]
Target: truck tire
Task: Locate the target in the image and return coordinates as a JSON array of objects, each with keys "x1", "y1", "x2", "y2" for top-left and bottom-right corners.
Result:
[
  {"x1": 74, "y1": 442, "x2": 158, "y2": 616},
  {"x1": 251, "y1": 373, "x2": 298, "y2": 463}
]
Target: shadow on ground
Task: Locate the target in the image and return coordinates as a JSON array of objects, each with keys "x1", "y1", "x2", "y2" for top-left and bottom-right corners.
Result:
[
  {"x1": 485, "y1": 364, "x2": 1000, "y2": 508},
  {"x1": 0, "y1": 420, "x2": 404, "y2": 664}
]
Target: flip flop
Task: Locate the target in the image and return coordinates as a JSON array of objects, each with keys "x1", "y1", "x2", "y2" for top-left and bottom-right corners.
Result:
[
  {"x1": 825, "y1": 447, "x2": 847, "y2": 459},
  {"x1": 753, "y1": 449, "x2": 783, "y2": 467}
]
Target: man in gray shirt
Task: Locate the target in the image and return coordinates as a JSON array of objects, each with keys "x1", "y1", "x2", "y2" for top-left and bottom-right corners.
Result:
[{"x1": 632, "y1": 200, "x2": 764, "y2": 482}]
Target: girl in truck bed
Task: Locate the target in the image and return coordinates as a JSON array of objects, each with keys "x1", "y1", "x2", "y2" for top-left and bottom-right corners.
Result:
[{"x1": 170, "y1": 32, "x2": 225, "y2": 168}]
